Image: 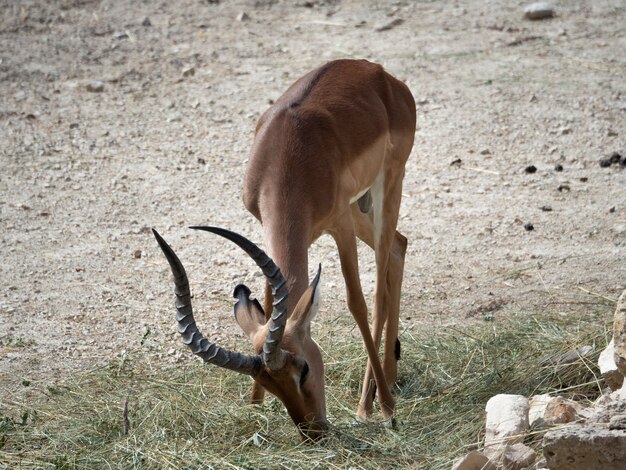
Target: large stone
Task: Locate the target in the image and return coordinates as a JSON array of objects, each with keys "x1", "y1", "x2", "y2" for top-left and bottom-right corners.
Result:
[
  {"x1": 543, "y1": 397, "x2": 579, "y2": 426},
  {"x1": 485, "y1": 394, "x2": 529, "y2": 448},
  {"x1": 451, "y1": 451, "x2": 497, "y2": 470},
  {"x1": 614, "y1": 291, "x2": 626, "y2": 376},
  {"x1": 599, "y1": 338, "x2": 624, "y2": 390},
  {"x1": 543, "y1": 425, "x2": 626, "y2": 469},
  {"x1": 529, "y1": 395, "x2": 586, "y2": 429}
]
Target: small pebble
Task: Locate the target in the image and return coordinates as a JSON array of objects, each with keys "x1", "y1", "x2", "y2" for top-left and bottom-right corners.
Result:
[
  {"x1": 182, "y1": 66, "x2": 195, "y2": 77},
  {"x1": 557, "y1": 184, "x2": 570, "y2": 192},
  {"x1": 524, "y1": 165, "x2": 537, "y2": 174},
  {"x1": 85, "y1": 81, "x2": 105, "y2": 92},
  {"x1": 609, "y1": 152, "x2": 622, "y2": 164},
  {"x1": 142, "y1": 17, "x2": 152, "y2": 27},
  {"x1": 609, "y1": 207, "x2": 616, "y2": 213},
  {"x1": 524, "y1": 2, "x2": 555, "y2": 20},
  {"x1": 375, "y1": 18, "x2": 404, "y2": 32},
  {"x1": 579, "y1": 177, "x2": 588, "y2": 182},
  {"x1": 524, "y1": 223, "x2": 534, "y2": 231},
  {"x1": 113, "y1": 31, "x2": 129, "y2": 40},
  {"x1": 236, "y1": 12, "x2": 250, "y2": 21},
  {"x1": 540, "y1": 205, "x2": 553, "y2": 212},
  {"x1": 133, "y1": 250, "x2": 142, "y2": 259},
  {"x1": 599, "y1": 159, "x2": 611, "y2": 168},
  {"x1": 554, "y1": 164, "x2": 563, "y2": 172}
]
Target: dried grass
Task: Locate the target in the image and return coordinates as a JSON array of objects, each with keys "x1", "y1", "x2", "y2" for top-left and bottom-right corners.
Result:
[{"x1": 0, "y1": 309, "x2": 612, "y2": 469}]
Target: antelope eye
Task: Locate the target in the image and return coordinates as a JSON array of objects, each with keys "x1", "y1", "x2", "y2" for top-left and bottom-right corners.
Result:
[{"x1": 299, "y1": 361, "x2": 309, "y2": 387}]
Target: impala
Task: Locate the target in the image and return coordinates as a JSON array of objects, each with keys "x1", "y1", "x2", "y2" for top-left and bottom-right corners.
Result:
[{"x1": 153, "y1": 59, "x2": 416, "y2": 439}]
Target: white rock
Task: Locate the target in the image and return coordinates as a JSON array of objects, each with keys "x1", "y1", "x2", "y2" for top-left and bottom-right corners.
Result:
[
  {"x1": 599, "y1": 338, "x2": 624, "y2": 390},
  {"x1": 485, "y1": 394, "x2": 529, "y2": 449},
  {"x1": 451, "y1": 451, "x2": 496, "y2": 470},
  {"x1": 524, "y1": 2, "x2": 554, "y2": 20},
  {"x1": 529, "y1": 394, "x2": 551, "y2": 429}
]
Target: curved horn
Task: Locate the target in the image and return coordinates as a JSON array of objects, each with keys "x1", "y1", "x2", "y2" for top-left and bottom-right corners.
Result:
[
  {"x1": 152, "y1": 229, "x2": 262, "y2": 376},
  {"x1": 190, "y1": 226, "x2": 288, "y2": 371}
]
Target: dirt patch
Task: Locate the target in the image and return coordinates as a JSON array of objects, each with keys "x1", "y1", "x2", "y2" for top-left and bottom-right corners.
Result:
[{"x1": 1, "y1": 0, "x2": 624, "y2": 394}]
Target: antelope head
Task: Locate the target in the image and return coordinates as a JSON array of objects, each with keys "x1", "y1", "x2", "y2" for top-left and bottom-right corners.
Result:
[{"x1": 152, "y1": 226, "x2": 328, "y2": 439}]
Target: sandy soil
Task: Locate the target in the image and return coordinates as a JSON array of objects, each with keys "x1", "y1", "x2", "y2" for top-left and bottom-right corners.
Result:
[{"x1": 1, "y1": 0, "x2": 624, "y2": 394}]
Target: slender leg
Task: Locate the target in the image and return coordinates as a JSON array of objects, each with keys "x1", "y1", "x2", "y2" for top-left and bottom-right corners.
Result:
[
  {"x1": 330, "y1": 212, "x2": 395, "y2": 421},
  {"x1": 351, "y1": 206, "x2": 407, "y2": 412}
]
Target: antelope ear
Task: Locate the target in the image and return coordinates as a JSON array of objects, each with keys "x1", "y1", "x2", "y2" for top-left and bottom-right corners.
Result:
[
  {"x1": 288, "y1": 264, "x2": 322, "y2": 333},
  {"x1": 233, "y1": 284, "x2": 265, "y2": 340}
]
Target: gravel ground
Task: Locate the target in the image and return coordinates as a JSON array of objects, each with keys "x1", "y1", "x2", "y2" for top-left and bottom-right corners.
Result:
[{"x1": 1, "y1": 0, "x2": 624, "y2": 394}]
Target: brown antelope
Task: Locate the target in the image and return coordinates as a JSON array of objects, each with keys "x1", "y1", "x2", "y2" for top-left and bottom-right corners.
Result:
[{"x1": 153, "y1": 59, "x2": 416, "y2": 439}]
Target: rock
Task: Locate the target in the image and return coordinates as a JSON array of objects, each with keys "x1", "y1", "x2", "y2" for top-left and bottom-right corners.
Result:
[
  {"x1": 133, "y1": 249, "x2": 142, "y2": 259},
  {"x1": 554, "y1": 164, "x2": 563, "y2": 172},
  {"x1": 524, "y1": 223, "x2": 534, "y2": 231},
  {"x1": 609, "y1": 414, "x2": 626, "y2": 430},
  {"x1": 543, "y1": 425, "x2": 626, "y2": 469},
  {"x1": 614, "y1": 291, "x2": 626, "y2": 376},
  {"x1": 544, "y1": 397, "x2": 579, "y2": 426},
  {"x1": 182, "y1": 66, "x2": 195, "y2": 78},
  {"x1": 485, "y1": 394, "x2": 529, "y2": 449},
  {"x1": 451, "y1": 451, "x2": 497, "y2": 470},
  {"x1": 236, "y1": 11, "x2": 250, "y2": 21},
  {"x1": 142, "y1": 17, "x2": 152, "y2": 27},
  {"x1": 611, "y1": 383, "x2": 626, "y2": 401},
  {"x1": 480, "y1": 148, "x2": 491, "y2": 155},
  {"x1": 524, "y1": 165, "x2": 537, "y2": 173},
  {"x1": 530, "y1": 395, "x2": 585, "y2": 429},
  {"x1": 609, "y1": 152, "x2": 622, "y2": 164},
  {"x1": 529, "y1": 394, "x2": 551, "y2": 429},
  {"x1": 589, "y1": 399, "x2": 626, "y2": 423},
  {"x1": 599, "y1": 338, "x2": 624, "y2": 390},
  {"x1": 375, "y1": 18, "x2": 404, "y2": 32},
  {"x1": 113, "y1": 31, "x2": 129, "y2": 40},
  {"x1": 501, "y1": 443, "x2": 537, "y2": 470},
  {"x1": 524, "y1": 3, "x2": 555, "y2": 20},
  {"x1": 85, "y1": 80, "x2": 105, "y2": 92},
  {"x1": 599, "y1": 158, "x2": 612, "y2": 168}
]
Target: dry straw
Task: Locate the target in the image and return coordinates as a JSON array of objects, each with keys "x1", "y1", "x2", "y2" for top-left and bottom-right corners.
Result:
[{"x1": 0, "y1": 305, "x2": 612, "y2": 469}]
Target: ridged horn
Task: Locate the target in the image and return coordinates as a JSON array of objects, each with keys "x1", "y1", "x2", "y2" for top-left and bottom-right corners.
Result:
[
  {"x1": 152, "y1": 229, "x2": 262, "y2": 376},
  {"x1": 190, "y1": 226, "x2": 288, "y2": 371}
]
